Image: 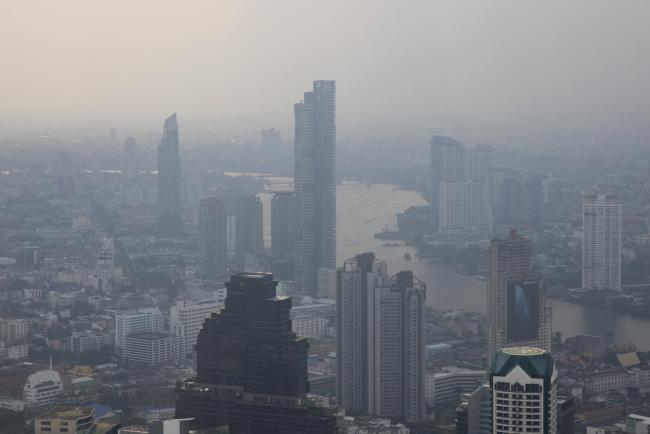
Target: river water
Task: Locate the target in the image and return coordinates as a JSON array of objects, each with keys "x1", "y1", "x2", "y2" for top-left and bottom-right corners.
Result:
[{"x1": 262, "y1": 182, "x2": 650, "y2": 350}]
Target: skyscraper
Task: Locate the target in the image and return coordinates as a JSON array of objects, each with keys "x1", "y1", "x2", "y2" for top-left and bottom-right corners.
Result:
[
  {"x1": 158, "y1": 113, "x2": 182, "y2": 237},
  {"x1": 490, "y1": 347, "x2": 557, "y2": 434},
  {"x1": 582, "y1": 194, "x2": 622, "y2": 291},
  {"x1": 175, "y1": 273, "x2": 338, "y2": 433},
  {"x1": 123, "y1": 137, "x2": 137, "y2": 180},
  {"x1": 198, "y1": 197, "x2": 227, "y2": 279},
  {"x1": 430, "y1": 136, "x2": 465, "y2": 231},
  {"x1": 293, "y1": 80, "x2": 336, "y2": 296},
  {"x1": 235, "y1": 195, "x2": 264, "y2": 271},
  {"x1": 337, "y1": 253, "x2": 426, "y2": 423},
  {"x1": 487, "y1": 231, "x2": 551, "y2": 365},
  {"x1": 271, "y1": 191, "x2": 295, "y2": 280}
]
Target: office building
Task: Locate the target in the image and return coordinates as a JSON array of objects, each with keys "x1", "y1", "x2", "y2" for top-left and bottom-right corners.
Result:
[
  {"x1": 429, "y1": 368, "x2": 487, "y2": 407},
  {"x1": 170, "y1": 298, "x2": 223, "y2": 354},
  {"x1": 235, "y1": 195, "x2": 263, "y2": 270},
  {"x1": 0, "y1": 318, "x2": 29, "y2": 344},
  {"x1": 487, "y1": 231, "x2": 551, "y2": 365},
  {"x1": 271, "y1": 191, "x2": 294, "y2": 280},
  {"x1": 490, "y1": 347, "x2": 557, "y2": 434},
  {"x1": 114, "y1": 308, "x2": 164, "y2": 348},
  {"x1": 123, "y1": 332, "x2": 183, "y2": 366},
  {"x1": 582, "y1": 194, "x2": 622, "y2": 291},
  {"x1": 124, "y1": 137, "x2": 137, "y2": 180},
  {"x1": 439, "y1": 180, "x2": 493, "y2": 234},
  {"x1": 498, "y1": 177, "x2": 544, "y2": 226},
  {"x1": 337, "y1": 253, "x2": 426, "y2": 423},
  {"x1": 455, "y1": 384, "x2": 491, "y2": 434},
  {"x1": 430, "y1": 136, "x2": 465, "y2": 231},
  {"x1": 557, "y1": 397, "x2": 575, "y2": 434},
  {"x1": 158, "y1": 113, "x2": 182, "y2": 237},
  {"x1": 465, "y1": 144, "x2": 493, "y2": 181},
  {"x1": 184, "y1": 168, "x2": 205, "y2": 208},
  {"x1": 198, "y1": 197, "x2": 227, "y2": 279},
  {"x1": 24, "y1": 370, "x2": 64, "y2": 407},
  {"x1": 262, "y1": 128, "x2": 282, "y2": 167},
  {"x1": 35, "y1": 407, "x2": 99, "y2": 434},
  {"x1": 175, "y1": 272, "x2": 338, "y2": 433},
  {"x1": 293, "y1": 80, "x2": 336, "y2": 296}
]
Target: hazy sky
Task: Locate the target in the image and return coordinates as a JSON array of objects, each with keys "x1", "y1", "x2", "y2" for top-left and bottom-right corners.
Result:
[{"x1": 2, "y1": 0, "x2": 650, "y2": 135}]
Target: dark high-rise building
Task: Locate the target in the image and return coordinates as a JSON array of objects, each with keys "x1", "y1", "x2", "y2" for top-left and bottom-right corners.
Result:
[
  {"x1": 175, "y1": 273, "x2": 338, "y2": 434},
  {"x1": 235, "y1": 195, "x2": 264, "y2": 271},
  {"x1": 293, "y1": 80, "x2": 336, "y2": 296},
  {"x1": 430, "y1": 136, "x2": 465, "y2": 231},
  {"x1": 557, "y1": 396, "x2": 575, "y2": 434},
  {"x1": 198, "y1": 197, "x2": 227, "y2": 279},
  {"x1": 158, "y1": 113, "x2": 182, "y2": 237},
  {"x1": 271, "y1": 191, "x2": 294, "y2": 280}
]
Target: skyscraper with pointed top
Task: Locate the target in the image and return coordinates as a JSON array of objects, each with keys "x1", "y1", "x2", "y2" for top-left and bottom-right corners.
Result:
[
  {"x1": 158, "y1": 113, "x2": 182, "y2": 236},
  {"x1": 293, "y1": 80, "x2": 336, "y2": 296}
]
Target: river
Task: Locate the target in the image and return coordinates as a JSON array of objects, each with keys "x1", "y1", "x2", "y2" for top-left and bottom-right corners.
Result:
[{"x1": 261, "y1": 182, "x2": 650, "y2": 350}]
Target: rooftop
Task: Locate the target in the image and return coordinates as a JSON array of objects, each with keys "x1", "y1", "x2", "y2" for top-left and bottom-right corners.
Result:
[
  {"x1": 38, "y1": 406, "x2": 93, "y2": 420},
  {"x1": 491, "y1": 347, "x2": 554, "y2": 379}
]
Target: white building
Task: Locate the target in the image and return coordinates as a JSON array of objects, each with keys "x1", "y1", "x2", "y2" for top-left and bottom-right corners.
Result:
[
  {"x1": 170, "y1": 298, "x2": 222, "y2": 354},
  {"x1": 582, "y1": 194, "x2": 622, "y2": 291},
  {"x1": 428, "y1": 368, "x2": 487, "y2": 407},
  {"x1": 490, "y1": 347, "x2": 557, "y2": 434},
  {"x1": 24, "y1": 370, "x2": 64, "y2": 407},
  {"x1": 123, "y1": 332, "x2": 183, "y2": 366},
  {"x1": 439, "y1": 181, "x2": 492, "y2": 234},
  {"x1": 115, "y1": 307, "x2": 163, "y2": 348}
]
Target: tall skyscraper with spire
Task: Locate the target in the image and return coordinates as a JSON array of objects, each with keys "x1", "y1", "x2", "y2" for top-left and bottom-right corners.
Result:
[
  {"x1": 293, "y1": 80, "x2": 336, "y2": 296},
  {"x1": 158, "y1": 114, "x2": 182, "y2": 236}
]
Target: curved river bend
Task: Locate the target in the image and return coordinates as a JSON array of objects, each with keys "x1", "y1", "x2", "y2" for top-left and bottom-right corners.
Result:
[{"x1": 262, "y1": 182, "x2": 650, "y2": 350}]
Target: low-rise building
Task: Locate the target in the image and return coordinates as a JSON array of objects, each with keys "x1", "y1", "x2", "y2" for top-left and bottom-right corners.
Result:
[
  {"x1": 35, "y1": 407, "x2": 103, "y2": 434},
  {"x1": 24, "y1": 369, "x2": 64, "y2": 407}
]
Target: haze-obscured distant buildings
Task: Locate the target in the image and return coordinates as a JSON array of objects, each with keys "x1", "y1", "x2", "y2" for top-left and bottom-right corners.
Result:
[{"x1": 158, "y1": 114, "x2": 182, "y2": 237}]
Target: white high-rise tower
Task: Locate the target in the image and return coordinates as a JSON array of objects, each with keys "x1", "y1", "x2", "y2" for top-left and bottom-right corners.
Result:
[{"x1": 582, "y1": 193, "x2": 622, "y2": 291}]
